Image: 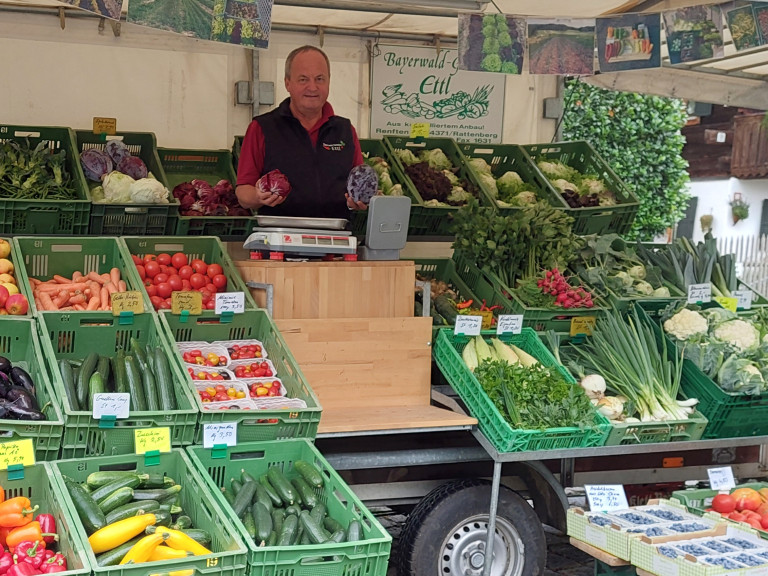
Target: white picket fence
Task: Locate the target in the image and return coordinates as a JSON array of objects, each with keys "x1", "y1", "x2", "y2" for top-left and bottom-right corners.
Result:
[{"x1": 717, "y1": 235, "x2": 768, "y2": 297}]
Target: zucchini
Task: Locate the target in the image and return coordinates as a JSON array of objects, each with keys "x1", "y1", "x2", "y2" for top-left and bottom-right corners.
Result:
[
  {"x1": 59, "y1": 359, "x2": 79, "y2": 411},
  {"x1": 142, "y1": 363, "x2": 160, "y2": 411},
  {"x1": 90, "y1": 475, "x2": 144, "y2": 502},
  {"x1": 232, "y1": 480, "x2": 257, "y2": 519},
  {"x1": 434, "y1": 293, "x2": 459, "y2": 324},
  {"x1": 124, "y1": 355, "x2": 147, "y2": 411},
  {"x1": 292, "y1": 477, "x2": 318, "y2": 509},
  {"x1": 254, "y1": 484, "x2": 273, "y2": 513},
  {"x1": 154, "y1": 347, "x2": 177, "y2": 411},
  {"x1": 258, "y1": 475, "x2": 283, "y2": 508},
  {"x1": 97, "y1": 486, "x2": 134, "y2": 514},
  {"x1": 252, "y1": 501, "x2": 272, "y2": 542},
  {"x1": 242, "y1": 508, "x2": 257, "y2": 540},
  {"x1": 96, "y1": 355, "x2": 111, "y2": 391},
  {"x1": 180, "y1": 529, "x2": 211, "y2": 547},
  {"x1": 267, "y1": 466, "x2": 295, "y2": 506},
  {"x1": 231, "y1": 479, "x2": 243, "y2": 496},
  {"x1": 130, "y1": 337, "x2": 148, "y2": 370},
  {"x1": 285, "y1": 504, "x2": 301, "y2": 517},
  {"x1": 76, "y1": 352, "x2": 99, "y2": 410},
  {"x1": 132, "y1": 485, "x2": 182, "y2": 502},
  {"x1": 309, "y1": 503, "x2": 327, "y2": 525},
  {"x1": 300, "y1": 531, "x2": 311, "y2": 545},
  {"x1": 347, "y1": 519, "x2": 362, "y2": 542},
  {"x1": 221, "y1": 487, "x2": 235, "y2": 506},
  {"x1": 323, "y1": 516, "x2": 343, "y2": 534},
  {"x1": 266, "y1": 531, "x2": 277, "y2": 547},
  {"x1": 299, "y1": 510, "x2": 330, "y2": 544},
  {"x1": 105, "y1": 500, "x2": 160, "y2": 525},
  {"x1": 293, "y1": 521, "x2": 304, "y2": 546},
  {"x1": 65, "y1": 479, "x2": 106, "y2": 535},
  {"x1": 171, "y1": 515, "x2": 193, "y2": 530},
  {"x1": 271, "y1": 508, "x2": 285, "y2": 536},
  {"x1": 325, "y1": 529, "x2": 346, "y2": 544},
  {"x1": 80, "y1": 483, "x2": 92, "y2": 494},
  {"x1": 158, "y1": 503, "x2": 183, "y2": 515},
  {"x1": 277, "y1": 514, "x2": 298, "y2": 547},
  {"x1": 294, "y1": 460, "x2": 324, "y2": 488},
  {"x1": 142, "y1": 473, "x2": 175, "y2": 489},
  {"x1": 87, "y1": 470, "x2": 141, "y2": 489},
  {"x1": 96, "y1": 535, "x2": 142, "y2": 567},
  {"x1": 154, "y1": 510, "x2": 172, "y2": 526},
  {"x1": 112, "y1": 350, "x2": 128, "y2": 394},
  {"x1": 240, "y1": 469, "x2": 258, "y2": 484}
]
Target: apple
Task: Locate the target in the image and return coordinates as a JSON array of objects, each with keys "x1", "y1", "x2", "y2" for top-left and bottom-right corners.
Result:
[
  {"x1": 0, "y1": 285, "x2": 8, "y2": 309},
  {"x1": 0, "y1": 239, "x2": 9, "y2": 259},
  {"x1": 2, "y1": 283, "x2": 18, "y2": 296},
  {"x1": 5, "y1": 294, "x2": 28, "y2": 315},
  {"x1": 0, "y1": 259, "x2": 12, "y2": 275},
  {"x1": 0, "y1": 274, "x2": 14, "y2": 285}
]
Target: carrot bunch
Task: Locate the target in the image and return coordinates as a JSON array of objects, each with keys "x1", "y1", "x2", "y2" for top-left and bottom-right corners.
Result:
[{"x1": 31, "y1": 268, "x2": 127, "y2": 311}]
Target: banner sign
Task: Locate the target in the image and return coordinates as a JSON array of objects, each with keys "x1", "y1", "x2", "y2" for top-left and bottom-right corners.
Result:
[
  {"x1": 596, "y1": 13, "x2": 662, "y2": 72},
  {"x1": 662, "y1": 5, "x2": 724, "y2": 64},
  {"x1": 457, "y1": 13, "x2": 526, "y2": 74},
  {"x1": 527, "y1": 18, "x2": 596, "y2": 75}
]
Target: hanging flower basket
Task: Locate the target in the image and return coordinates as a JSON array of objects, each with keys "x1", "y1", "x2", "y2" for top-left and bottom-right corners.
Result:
[{"x1": 730, "y1": 197, "x2": 750, "y2": 224}]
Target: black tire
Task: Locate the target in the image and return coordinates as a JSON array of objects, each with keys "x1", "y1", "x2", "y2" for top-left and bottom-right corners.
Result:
[{"x1": 396, "y1": 479, "x2": 546, "y2": 576}]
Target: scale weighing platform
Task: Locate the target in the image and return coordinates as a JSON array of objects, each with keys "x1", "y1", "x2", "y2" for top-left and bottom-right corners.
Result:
[{"x1": 244, "y1": 227, "x2": 358, "y2": 260}]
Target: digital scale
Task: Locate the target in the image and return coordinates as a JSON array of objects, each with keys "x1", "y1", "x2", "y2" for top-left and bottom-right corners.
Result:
[{"x1": 244, "y1": 196, "x2": 411, "y2": 261}]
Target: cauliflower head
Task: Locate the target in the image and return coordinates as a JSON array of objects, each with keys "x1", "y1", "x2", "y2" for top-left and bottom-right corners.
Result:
[
  {"x1": 712, "y1": 319, "x2": 760, "y2": 351},
  {"x1": 663, "y1": 308, "x2": 708, "y2": 341}
]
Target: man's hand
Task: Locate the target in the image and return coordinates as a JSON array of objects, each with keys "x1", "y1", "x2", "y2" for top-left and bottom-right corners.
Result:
[
  {"x1": 345, "y1": 193, "x2": 368, "y2": 211},
  {"x1": 236, "y1": 184, "x2": 287, "y2": 210}
]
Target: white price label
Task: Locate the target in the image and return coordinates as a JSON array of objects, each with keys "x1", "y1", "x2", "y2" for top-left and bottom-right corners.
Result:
[
  {"x1": 687, "y1": 283, "x2": 712, "y2": 304},
  {"x1": 707, "y1": 466, "x2": 735, "y2": 491},
  {"x1": 215, "y1": 292, "x2": 245, "y2": 314},
  {"x1": 454, "y1": 315, "x2": 483, "y2": 336},
  {"x1": 203, "y1": 423, "x2": 238, "y2": 449},
  {"x1": 496, "y1": 315, "x2": 523, "y2": 335},
  {"x1": 92, "y1": 393, "x2": 130, "y2": 419},
  {"x1": 734, "y1": 290, "x2": 753, "y2": 310},
  {"x1": 585, "y1": 484, "x2": 629, "y2": 512}
]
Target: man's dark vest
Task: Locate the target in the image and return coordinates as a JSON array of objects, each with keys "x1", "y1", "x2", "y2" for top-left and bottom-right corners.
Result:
[{"x1": 256, "y1": 98, "x2": 355, "y2": 220}]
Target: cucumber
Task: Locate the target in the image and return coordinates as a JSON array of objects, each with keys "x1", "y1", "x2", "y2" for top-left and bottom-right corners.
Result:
[
  {"x1": 112, "y1": 351, "x2": 128, "y2": 394},
  {"x1": 252, "y1": 501, "x2": 272, "y2": 542},
  {"x1": 277, "y1": 514, "x2": 298, "y2": 546},
  {"x1": 90, "y1": 475, "x2": 143, "y2": 503},
  {"x1": 95, "y1": 536, "x2": 142, "y2": 567},
  {"x1": 130, "y1": 337, "x2": 148, "y2": 370},
  {"x1": 242, "y1": 508, "x2": 257, "y2": 540},
  {"x1": 87, "y1": 372, "x2": 106, "y2": 410},
  {"x1": 180, "y1": 529, "x2": 211, "y2": 547},
  {"x1": 325, "y1": 529, "x2": 346, "y2": 544},
  {"x1": 142, "y1": 473, "x2": 175, "y2": 488},
  {"x1": 299, "y1": 510, "x2": 330, "y2": 544},
  {"x1": 59, "y1": 359, "x2": 79, "y2": 411},
  {"x1": 271, "y1": 508, "x2": 285, "y2": 535},
  {"x1": 105, "y1": 500, "x2": 160, "y2": 525},
  {"x1": 124, "y1": 355, "x2": 147, "y2": 411},
  {"x1": 293, "y1": 521, "x2": 304, "y2": 546},
  {"x1": 294, "y1": 460, "x2": 324, "y2": 488},
  {"x1": 291, "y1": 477, "x2": 318, "y2": 509},
  {"x1": 347, "y1": 520, "x2": 362, "y2": 542},
  {"x1": 142, "y1": 363, "x2": 160, "y2": 411},
  {"x1": 231, "y1": 479, "x2": 243, "y2": 496},
  {"x1": 240, "y1": 469, "x2": 258, "y2": 484},
  {"x1": 323, "y1": 516, "x2": 343, "y2": 534},
  {"x1": 259, "y1": 475, "x2": 283, "y2": 508},
  {"x1": 232, "y1": 480, "x2": 257, "y2": 519},
  {"x1": 285, "y1": 504, "x2": 301, "y2": 517},
  {"x1": 154, "y1": 347, "x2": 177, "y2": 411},
  {"x1": 80, "y1": 483, "x2": 92, "y2": 493},
  {"x1": 267, "y1": 466, "x2": 295, "y2": 506},
  {"x1": 221, "y1": 487, "x2": 235, "y2": 506},
  {"x1": 266, "y1": 531, "x2": 277, "y2": 547},
  {"x1": 96, "y1": 355, "x2": 111, "y2": 391},
  {"x1": 65, "y1": 479, "x2": 106, "y2": 535},
  {"x1": 171, "y1": 515, "x2": 193, "y2": 530},
  {"x1": 97, "y1": 486, "x2": 134, "y2": 514},
  {"x1": 87, "y1": 470, "x2": 141, "y2": 489},
  {"x1": 300, "y1": 531, "x2": 311, "y2": 545},
  {"x1": 309, "y1": 503, "x2": 327, "y2": 525},
  {"x1": 254, "y1": 484, "x2": 273, "y2": 513},
  {"x1": 132, "y1": 485, "x2": 182, "y2": 502},
  {"x1": 76, "y1": 352, "x2": 99, "y2": 410}
]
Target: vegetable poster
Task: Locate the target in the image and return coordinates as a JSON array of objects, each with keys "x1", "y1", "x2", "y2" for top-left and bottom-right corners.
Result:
[
  {"x1": 457, "y1": 13, "x2": 526, "y2": 74},
  {"x1": 527, "y1": 19, "x2": 596, "y2": 75},
  {"x1": 127, "y1": 0, "x2": 271, "y2": 49},
  {"x1": 722, "y1": 1, "x2": 766, "y2": 51},
  {"x1": 370, "y1": 45, "x2": 505, "y2": 144},
  {"x1": 56, "y1": 0, "x2": 122, "y2": 20},
  {"x1": 596, "y1": 13, "x2": 661, "y2": 72},
  {"x1": 662, "y1": 5, "x2": 724, "y2": 64}
]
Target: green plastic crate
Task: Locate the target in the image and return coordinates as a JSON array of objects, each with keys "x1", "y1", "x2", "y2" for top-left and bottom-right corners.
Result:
[
  {"x1": 605, "y1": 282, "x2": 685, "y2": 315},
  {"x1": 75, "y1": 130, "x2": 180, "y2": 235},
  {"x1": 736, "y1": 279, "x2": 768, "y2": 307},
  {"x1": 434, "y1": 328, "x2": 610, "y2": 453},
  {"x1": 120, "y1": 235, "x2": 257, "y2": 313},
  {"x1": 523, "y1": 141, "x2": 639, "y2": 236},
  {"x1": 13, "y1": 236, "x2": 151, "y2": 314},
  {"x1": 50, "y1": 449, "x2": 248, "y2": 576},
  {"x1": 2, "y1": 236, "x2": 32, "y2": 317},
  {"x1": 159, "y1": 148, "x2": 257, "y2": 239},
  {"x1": 160, "y1": 309, "x2": 322, "y2": 443},
  {"x1": 0, "y1": 124, "x2": 91, "y2": 234},
  {"x1": 458, "y1": 142, "x2": 569, "y2": 212},
  {"x1": 1, "y1": 462, "x2": 90, "y2": 576},
  {"x1": 186, "y1": 439, "x2": 392, "y2": 576},
  {"x1": 36, "y1": 311, "x2": 199, "y2": 457},
  {"x1": 384, "y1": 136, "x2": 488, "y2": 236},
  {"x1": 0, "y1": 317, "x2": 65, "y2": 461},
  {"x1": 452, "y1": 253, "x2": 607, "y2": 333},
  {"x1": 672, "y1": 483, "x2": 768, "y2": 515}
]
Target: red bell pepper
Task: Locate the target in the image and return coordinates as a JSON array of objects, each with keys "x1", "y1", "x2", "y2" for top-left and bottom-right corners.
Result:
[
  {"x1": 0, "y1": 551, "x2": 14, "y2": 575},
  {"x1": 34, "y1": 517, "x2": 55, "y2": 547},
  {"x1": 39, "y1": 554, "x2": 66, "y2": 574},
  {"x1": 0, "y1": 527, "x2": 11, "y2": 549},
  {"x1": 0, "y1": 499, "x2": 38, "y2": 529},
  {"x1": 14, "y1": 540, "x2": 46, "y2": 569},
  {"x1": 40, "y1": 552, "x2": 53, "y2": 563},
  {"x1": 6, "y1": 564, "x2": 40, "y2": 576}
]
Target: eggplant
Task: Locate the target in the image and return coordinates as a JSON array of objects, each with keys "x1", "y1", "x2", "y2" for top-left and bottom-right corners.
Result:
[
  {"x1": 0, "y1": 402, "x2": 10, "y2": 420},
  {"x1": 5, "y1": 386, "x2": 38, "y2": 411},
  {"x1": 0, "y1": 374, "x2": 10, "y2": 398},
  {"x1": 0, "y1": 399, "x2": 44, "y2": 421},
  {"x1": 9, "y1": 367, "x2": 35, "y2": 397},
  {"x1": 0, "y1": 356, "x2": 10, "y2": 375}
]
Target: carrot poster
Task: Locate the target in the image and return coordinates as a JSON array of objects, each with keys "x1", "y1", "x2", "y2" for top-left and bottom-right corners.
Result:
[{"x1": 596, "y1": 13, "x2": 661, "y2": 72}]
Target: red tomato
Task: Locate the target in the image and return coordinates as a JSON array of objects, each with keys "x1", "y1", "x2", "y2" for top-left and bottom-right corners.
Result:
[
  {"x1": 159, "y1": 298, "x2": 171, "y2": 310},
  {"x1": 143, "y1": 254, "x2": 156, "y2": 263},
  {"x1": 132, "y1": 255, "x2": 142, "y2": 265},
  {"x1": 168, "y1": 275, "x2": 183, "y2": 292},
  {"x1": 191, "y1": 259, "x2": 208, "y2": 275},
  {"x1": 156, "y1": 282, "x2": 173, "y2": 299},
  {"x1": 712, "y1": 494, "x2": 736, "y2": 514},
  {"x1": 205, "y1": 300, "x2": 216, "y2": 310},
  {"x1": 146, "y1": 284, "x2": 158, "y2": 298},
  {"x1": 207, "y1": 263, "x2": 224, "y2": 278},
  {"x1": 153, "y1": 273, "x2": 169, "y2": 285},
  {"x1": 166, "y1": 267, "x2": 178, "y2": 277},
  {"x1": 212, "y1": 274, "x2": 227, "y2": 290},
  {"x1": 190, "y1": 273, "x2": 207, "y2": 290},
  {"x1": 206, "y1": 283, "x2": 217, "y2": 294},
  {"x1": 199, "y1": 289, "x2": 212, "y2": 303},
  {"x1": 145, "y1": 261, "x2": 160, "y2": 278},
  {"x1": 179, "y1": 265, "x2": 194, "y2": 280},
  {"x1": 150, "y1": 295, "x2": 165, "y2": 310},
  {"x1": 760, "y1": 514, "x2": 768, "y2": 530},
  {"x1": 144, "y1": 278, "x2": 153, "y2": 287},
  {"x1": 172, "y1": 253, "x2": 189, "y2": 269},
  {"x1": 136, "y1": 265, "x2": 146, "y2": 280},
  {"x1": 159, "y1": 265, "x2": 168, "y2": 274},
  {"x1": 157, "y1": 253, "x2": 172, "y2": 266},
  {"x1": 181, "y1": 280, "x2": 192, "y2": 291}
]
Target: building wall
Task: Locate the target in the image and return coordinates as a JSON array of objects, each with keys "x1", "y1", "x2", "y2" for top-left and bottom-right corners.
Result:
[{"x1": 689, "y1": 177, "x2": 768, "y2": 243}]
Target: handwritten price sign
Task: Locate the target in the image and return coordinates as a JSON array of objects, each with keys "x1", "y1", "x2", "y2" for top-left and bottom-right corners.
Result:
[
  {"x1": 134, "y1": 427, "x2": 171, "y2": 455},
  {"x1": 496, "y1": 315, "x2": 523, "y2": 335},
  {"x1": 687, "y1": 283, "x2": 712, "y2": 304},
  {"x1": 93, "y1": 393, "x2": 130, "y2": 419},
  {"x1": 0, "y1": 439, "x2": 35, "y2": 470},
  {"x1": 454, "y1": 315, "x2": 483, "y2": 336},
  {"x1": 111, "y1": 291, "x2": 145, "y2": 315},
  {"x1": 215, "y1": 292, "x2": 245, "y2": 314},
  {"x1": 734, "y1": 290, "x2": 753, "y2": 310},
  {"x1": 585, "y1": 484, "x2": 628, "y2": 512},
  {"x1": 707, "y1": 466, "x2": 735, "y2": 491},
  {"x1": 171, "y1": 291, "x2": 202, "y2": 315},
  {"x1": 203, "y1": 423, "x2": 237, "y2": 449}
]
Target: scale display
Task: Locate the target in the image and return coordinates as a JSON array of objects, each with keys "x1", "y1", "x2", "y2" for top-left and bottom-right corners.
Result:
[{"x1": 244, "y1": 227, "x2": 358, "y2": 256}]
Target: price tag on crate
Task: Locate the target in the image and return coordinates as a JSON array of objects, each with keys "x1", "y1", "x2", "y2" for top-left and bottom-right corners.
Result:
[
  {"x1": 410, "y1": 123, "x2": 430, "y2": 138},
  {"x1": 687, "y1": 283, "x2": 712, "y2": 304},
  {"x1": 0, "y1": 439, "x2": 35, "y2": 477},
  {"x1": 203, "y1": 423, "x2": 237, "y2": 450},
  {"x1": 707, "y1": 466, "x2": 735, "y2": 491},
  {"x1": 134, "y1": 427, "x2": 171, "y2": 463},
  {"x1": 585, "y1": 484, "x2": 628, "y2": 512},
  {"x1": 111, "y1": 291, "x2": 145, "y2": 316},
  {"x1": 92, "y1": 117, "x2": 117, "y2": 135},
  {"x1": 454, "y1": 315, "x2": 483, "y2": 336},
  {"x1": 496, "y1": 314, "x2": 523, "y2": 335},
  {"x1": 172, "y1": 291, "x2": 202, "y2": 316},
  {"x1": 93, "y1": 393, "x2": 130, "y2": 423},
  {"x1": 734, "y1": 290, "x2": 753, "y2": 310},
  {"x1": 714, "y1": 296, "x2": 738, "y2": 312},
  {"x1": 215, "y1": 292, "x2": 245, "y2": 315},
  {"x1": 570, "y1": 316, "x2": 596, "y2": 337}
]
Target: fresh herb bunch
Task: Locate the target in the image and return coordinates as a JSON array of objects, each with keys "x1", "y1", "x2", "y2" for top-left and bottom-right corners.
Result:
[
  {"x1": 0, "y1": 139, "x2": 77, "y2": 200},
  {"x1": 475, "y1": 359, "x2": 597, "y2": 430}
]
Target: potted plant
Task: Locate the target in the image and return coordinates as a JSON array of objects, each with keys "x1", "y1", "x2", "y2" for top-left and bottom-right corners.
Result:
[{"x1": 730, "y1": 196, "x2": 750, "y2": 224}]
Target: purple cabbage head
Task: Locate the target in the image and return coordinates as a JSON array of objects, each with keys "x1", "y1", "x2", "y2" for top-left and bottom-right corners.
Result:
[
  {"x1": 347, "y1": 164, "x2": 378, "y2": 203},
  {"x1": 80, "y1": 149, "x2": 113, "y2": 182},
  {"x1": 105, "y1": 140, "x2": 131, "y2": 166},
  {"x1": 117, "y1": 156, "x2": 148, "y2": 180}
]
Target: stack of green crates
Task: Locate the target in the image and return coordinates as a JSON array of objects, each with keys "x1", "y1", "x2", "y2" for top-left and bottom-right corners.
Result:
[
  {"x1": 158, "y1": 148, "x2": 257, "y2": 239},
  {"x1": 187, "y1": 439, "x2": 392, "y2": 576},
  {"x1": 0, "y1": 124, "x2": 91, "y2": 234},
  {"x1": 36, "y1": 311, "x2": 199, "y2": 457},
  {"x1": 74, "y1": 130, "x2": 180, "y2": 235},
  {"x1": 50, "y1": 449, "x2": 249, "y2": 576}
]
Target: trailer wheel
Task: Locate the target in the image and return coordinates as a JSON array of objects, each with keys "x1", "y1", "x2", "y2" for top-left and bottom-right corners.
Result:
[{"x1": 396, "y1": 479, "x2": 546, "y2": 576}]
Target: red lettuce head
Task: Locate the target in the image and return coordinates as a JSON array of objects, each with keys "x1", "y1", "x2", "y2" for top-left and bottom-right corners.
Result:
[{"x1": 257, "y1": 169, "x2": 291, "y2": 197}]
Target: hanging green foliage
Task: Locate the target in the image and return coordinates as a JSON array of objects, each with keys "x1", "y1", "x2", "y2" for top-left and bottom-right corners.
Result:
[{"x1": 562, "y1": 80, "x2": 691, "y2": 240}]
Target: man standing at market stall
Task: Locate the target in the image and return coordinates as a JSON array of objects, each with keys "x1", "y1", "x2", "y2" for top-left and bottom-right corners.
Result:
[{"x1": 235, "y1": 45, "x2": 367, "y2": 219}]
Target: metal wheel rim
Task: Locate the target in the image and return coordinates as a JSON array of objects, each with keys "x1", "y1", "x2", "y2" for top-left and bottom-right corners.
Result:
[{"x1": 438, "y1": 513, "x2": 526, "y2": 576}]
